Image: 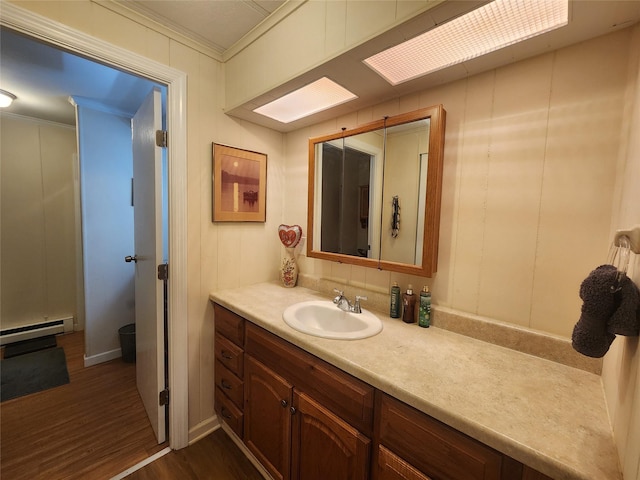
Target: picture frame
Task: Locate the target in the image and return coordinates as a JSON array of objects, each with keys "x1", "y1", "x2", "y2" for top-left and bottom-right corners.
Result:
[{"x1": 212, "y1": 143, "x2": 267, "y2": 222}]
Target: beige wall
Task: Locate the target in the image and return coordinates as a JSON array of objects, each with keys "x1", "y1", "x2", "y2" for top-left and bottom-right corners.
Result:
[
  {"x1": 603, "y1": 25, "x2": 640, "y2": 480},
  {"x1": 10, "y1": 4, "x2": 640, "y2": 470},
  {"x1": 0, "y1": 114, "x2": 77, "y2": 329},
  {"x1": 10, "y1": 0, "x2": 285, "y2": 432},
  {"x1": 289, "y1": 24, "x2": 640, "y2": 478},
  {"x1": 290, "y1": 27, "x2": 635, "y2": 339}
]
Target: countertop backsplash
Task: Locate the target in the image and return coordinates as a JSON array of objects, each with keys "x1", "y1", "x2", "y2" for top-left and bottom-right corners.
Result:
[{"x1": 297, "y1": 273, "x2": 602, "y2": 374}]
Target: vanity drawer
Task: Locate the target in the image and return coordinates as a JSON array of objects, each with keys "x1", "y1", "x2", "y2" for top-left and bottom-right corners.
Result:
[
  {"x1": 215, "y1": 386, "x2": 243, "y2": 438},
  {"x1": 245, "y1": 322, "x2": 374, "y2": 434},
  {"x1": 378, "y1": 445, "x2": 432, "y2": 480},
  {"x1": 215, "y1": 358, "x2": 244, "y2": 408},
  {"x1": 214, "y1": 303, "x2": 245, "y2": 346},
  {"x1": 378, "y1": 393, "x2": 502, "y2": 480},
  {"x1": 215, "y1": 333, "x2": 244, "y2": 378}
]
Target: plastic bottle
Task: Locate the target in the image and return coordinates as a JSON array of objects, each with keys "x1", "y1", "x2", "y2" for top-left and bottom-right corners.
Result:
[
  {"x1": 402, "y1": 284, "x2": 416, "y2": 323},
  {"x1": 418, "y1": 286, "x2": 431, "y2": 328},
  {"x1": 390, "y1": 282, "x2": 401, "y2": 318}
]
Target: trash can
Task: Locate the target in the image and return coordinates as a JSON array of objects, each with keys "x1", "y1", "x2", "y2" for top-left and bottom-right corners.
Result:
[{"x1": 118, "y1": 323, "x2": 136, "y2": 363}]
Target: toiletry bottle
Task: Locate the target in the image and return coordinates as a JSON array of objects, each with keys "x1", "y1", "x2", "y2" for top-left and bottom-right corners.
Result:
[
  {"x1": 390, "y1": 282, "x2": 401, "y2": 318},
  {"x1": 418, "y1": 286, "x2": 431, "y2": 328},
  {"x1": 402, "y1": 284, "x2": 416, "y2": 323}
]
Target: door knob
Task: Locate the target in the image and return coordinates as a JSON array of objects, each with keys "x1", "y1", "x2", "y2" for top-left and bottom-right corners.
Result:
[{"x1": 125, "y1": 255, "x2": 138, "y2": 263}]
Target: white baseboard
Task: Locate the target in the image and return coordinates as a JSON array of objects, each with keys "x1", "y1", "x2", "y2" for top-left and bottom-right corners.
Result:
[
  {"x1": 188, "y1": 415, "x2": 220, "y2": 445},
  {"x1": 0, "y1": 316, "x2": 74, "y2": 345},
  {"x1": 84, "y1": 347, "x2": 122, "y2": 367},
  {"x1": 220, "y1": 422, "x2": 274, "y2": 480},
  {"x1": 109, "y1": 446, "x2": 171, "y2": 480}
]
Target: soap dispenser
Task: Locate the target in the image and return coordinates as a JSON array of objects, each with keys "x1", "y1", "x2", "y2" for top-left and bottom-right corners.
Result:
[{"x1": 402, "y1": 285, "x2": 416, "y2": 323}]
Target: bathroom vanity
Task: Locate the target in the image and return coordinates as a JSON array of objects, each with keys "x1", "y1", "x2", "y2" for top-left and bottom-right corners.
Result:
[{"x1": 210, "y1": 282, "x2": 621, "y2": 480}]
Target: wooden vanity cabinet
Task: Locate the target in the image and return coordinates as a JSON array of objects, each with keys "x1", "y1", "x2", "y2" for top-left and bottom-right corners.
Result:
[
  {"x1": 521, "y1": 467, "x2": 553, "y2": 480},
  {"x1": 213, "y1": 303, "x2": 555, "y2": 480},
  {"x1": 213, "y1": 304, "x2": 245, "y2": 438},
  {"x1": 244, "y1": 322, "x2": 373, "y2": 480}
]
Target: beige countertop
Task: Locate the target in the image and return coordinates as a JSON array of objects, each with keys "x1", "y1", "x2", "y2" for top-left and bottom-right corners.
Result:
[{"x1": 210, "y1": 281, "x2": 621, "y2": 480}]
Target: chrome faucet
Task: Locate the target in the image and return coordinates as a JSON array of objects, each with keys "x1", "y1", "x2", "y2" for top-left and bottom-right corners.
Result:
[{"x1": 333, "y1": 289, "x2": 368, "y2": 314}]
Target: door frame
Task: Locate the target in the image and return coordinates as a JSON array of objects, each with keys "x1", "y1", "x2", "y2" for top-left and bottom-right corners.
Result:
[{"x1": 1, "y1": 3, "x2": 189, "y2": 449}]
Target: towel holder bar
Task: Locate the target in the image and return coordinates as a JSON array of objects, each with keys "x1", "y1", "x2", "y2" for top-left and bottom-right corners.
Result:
[{"x1": 614, "y1": 225, "x2": 640, "y2": 254}]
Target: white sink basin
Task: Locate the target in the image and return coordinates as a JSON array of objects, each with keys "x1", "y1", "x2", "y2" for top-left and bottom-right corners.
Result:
[{"x1": 282, "y1": 300, "x2": 383, "y2": 340}]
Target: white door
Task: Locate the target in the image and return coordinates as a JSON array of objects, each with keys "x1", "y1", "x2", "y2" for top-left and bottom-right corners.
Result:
[{"x1": 132, "y1": 87, "x2": 166, "y2": 443}]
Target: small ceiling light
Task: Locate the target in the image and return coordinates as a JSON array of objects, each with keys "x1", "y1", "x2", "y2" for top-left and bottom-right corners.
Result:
[
  {"x1": 0, "y1": 90, "x2": 17, "y2": 108},
  {"x1": 364, "y1": 0, "x2": 569, "y2": 85},
  {"x1": 253, "y1": 77, "x2": 357, "y2": 123}
]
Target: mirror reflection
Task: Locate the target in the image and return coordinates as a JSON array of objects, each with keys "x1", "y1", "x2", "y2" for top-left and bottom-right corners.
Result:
[{"x1": 307, "y1": 105, "x2": 446, "y2": 277}]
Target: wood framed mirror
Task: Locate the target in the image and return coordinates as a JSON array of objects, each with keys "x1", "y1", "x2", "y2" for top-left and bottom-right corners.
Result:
[{"x1": 307, "y1": 105, "x2": 446, "y2": 277}]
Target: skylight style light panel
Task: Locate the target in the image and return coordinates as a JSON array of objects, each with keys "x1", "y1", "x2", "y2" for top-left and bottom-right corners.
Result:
[
  {"x1": 364, "y1": 0, "x2": 569, "y2": 85},
  {"x1": 253, "y1": 77, "x2": 358, "y2": 123}
]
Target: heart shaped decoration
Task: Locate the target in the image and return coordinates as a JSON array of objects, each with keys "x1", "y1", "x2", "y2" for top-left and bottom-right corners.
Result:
[{"x1": 278, "y1": 224, "x2": 302, "y2": 248}]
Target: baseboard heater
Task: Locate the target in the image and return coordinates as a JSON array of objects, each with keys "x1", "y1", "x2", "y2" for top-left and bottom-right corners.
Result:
[{"x1": 1, "y1": 317, "x2": 74, "y2": 346}]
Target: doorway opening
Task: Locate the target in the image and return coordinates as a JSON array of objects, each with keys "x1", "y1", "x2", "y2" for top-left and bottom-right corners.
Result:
[{"x1": 1, "y1": 2, "x2": 188, "y2": 449}]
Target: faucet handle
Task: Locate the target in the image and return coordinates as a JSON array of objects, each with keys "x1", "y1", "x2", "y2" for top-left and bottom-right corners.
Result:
[
  {"x1": 353, "y1": 295, "x2": 368, "y2": 313},
  {"x1": 333, "y1": 288, "x2": 344, "y2": 304}
]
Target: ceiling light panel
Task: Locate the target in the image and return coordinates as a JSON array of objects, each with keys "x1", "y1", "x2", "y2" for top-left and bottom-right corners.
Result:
[
  {"x1": 253, "y1": 77, "x2": 357, "y2": 123},
  {"x1": 364, "y1": 0, "x2": 569, "y2": 85}
]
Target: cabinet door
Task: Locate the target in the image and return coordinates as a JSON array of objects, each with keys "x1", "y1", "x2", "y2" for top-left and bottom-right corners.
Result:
[
  {"x1": 244, "y1": 356, "x2": 293, "y2": 480},
  {"x1": 291, "y1": 391, "x2": 370, "y2": 480},
  {"x1": 378, "y1": 445, "x2": 432, "y2": 480}
]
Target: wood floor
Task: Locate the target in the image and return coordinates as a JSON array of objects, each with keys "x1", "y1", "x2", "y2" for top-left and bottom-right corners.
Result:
[
  {"x1": 1, "y1": 332, "x2": 264, "y2": 480},
  {"x1": 125, "y1": 428, "x2": 264, "y2": 480},
  {"x1": 1, "y1": 332, "x2": 165, "y2": 479}
]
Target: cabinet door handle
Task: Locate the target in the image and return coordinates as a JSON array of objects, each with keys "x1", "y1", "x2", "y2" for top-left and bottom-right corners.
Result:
[
  {"x1": 221, "y1": 380, "x2": 232, "y2": 390},
  {"x1": 221, "y1": 351, "x2": 233, "y2": 360},
  {"x1": 280, "y1": 399, "x2": 288, "y2": 408},
  {"x1": 290, "y1": 406, "x2": 297, "y2": 415},
  {"x1": 221, "y1": 408, "x2": 232, "y2": 419}
]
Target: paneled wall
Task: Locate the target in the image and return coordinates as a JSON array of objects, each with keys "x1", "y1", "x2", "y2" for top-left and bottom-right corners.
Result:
[
  {"x1": 0, "y1": 114, "x2": 77, "y2": 331},
  {"x1": 289, "y1": 27, "x2": 634, "y2": 339}
]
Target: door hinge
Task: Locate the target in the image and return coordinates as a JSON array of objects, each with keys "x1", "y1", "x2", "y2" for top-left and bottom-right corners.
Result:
[
  {"x1": 158, "y1": 263, "x2": 168, "y2": 281},
  {"x1": 156, "y1": 130, "x2": 168, "y2": 148},
  {"x1": 159, "y1": 388, "x2": 170, "y2": 406}
]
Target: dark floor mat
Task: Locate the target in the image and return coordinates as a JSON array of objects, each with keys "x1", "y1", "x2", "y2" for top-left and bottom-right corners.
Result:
[
  {"x1": 1, "y1": 347, "x2": 70, "y2": 402},
  {"x1": 3, "y1": 335, "x2": 57, "y2": 358}
]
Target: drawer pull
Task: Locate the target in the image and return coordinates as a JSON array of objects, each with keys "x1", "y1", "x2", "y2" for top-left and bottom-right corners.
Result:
[
  {"x1": 221, "y1": 407, "x2": 232, "y2": 420},
  {"x1": 221, "y1": 351, "x2": 234, "y2": 360},
  {"x1": 221, "y1": 380, "x2": 232, "y2": 390},
  {"x1": 280, "y1": 399, "x2": 288, "y2": 408}
]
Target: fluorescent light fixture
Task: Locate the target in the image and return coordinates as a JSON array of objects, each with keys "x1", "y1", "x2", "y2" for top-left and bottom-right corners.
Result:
[
  {"x1": 253, "y1": 77, "x2": 357, "y2": 123},
  {"x1": 0, "y1": 90, "x2": 17, "y2": 108},
  {"x1": 364, "y1": 0, "x2": 569, "y2": 85}
]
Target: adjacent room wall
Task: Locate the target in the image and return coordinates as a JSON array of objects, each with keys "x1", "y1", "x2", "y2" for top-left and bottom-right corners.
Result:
[
  {"x1": 0, "y1": 114, "x2": 77, "y2": 331},
  {"x1": 74, "y1": 102, "x2": 135, "y2": 364}
]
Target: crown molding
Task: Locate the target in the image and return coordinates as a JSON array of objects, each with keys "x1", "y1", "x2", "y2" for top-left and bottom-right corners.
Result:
[{"x1": 97, "y1": 0, "x2": 224, "y2": 61}]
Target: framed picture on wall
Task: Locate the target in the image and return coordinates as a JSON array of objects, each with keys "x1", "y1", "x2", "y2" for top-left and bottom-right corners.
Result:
[{"x1": 212, "y1": 143, "x2": 267, "y2": 222}]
